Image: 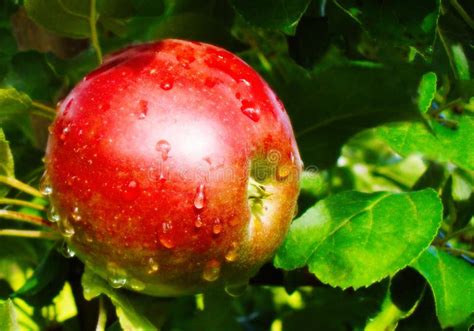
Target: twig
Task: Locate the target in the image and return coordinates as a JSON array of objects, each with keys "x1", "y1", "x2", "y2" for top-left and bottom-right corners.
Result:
[
  {"x1": 441, "y1": 247, "x2": 474, "y2": 258},
  {"x1": 0, "y1": 229, "x2": 60, "y2": 240},
  {"x1": 440, "y1": 225, "x2": 474, "y2": 244},
  {"x1": 0, "y1": 175, "x2": 44, "y2": 198},
  {"x1": 0, "y1": 209, "x2": 51, "y2": 227},
  {"x1": 89, "y1": 0, "x2": 103, "y2": 65},
  {"x1": 96, "y1": 297, "x2": 107, "y2": 331},
  {"x1": 0, "y1": 198, "x2": 46, "y2": 211},
  {"x1": 449, "y1": 0, "x2": 474, "y2": 30},
  {"x1": 31, "y1": 100, "x2": 57, "y2": 118}
]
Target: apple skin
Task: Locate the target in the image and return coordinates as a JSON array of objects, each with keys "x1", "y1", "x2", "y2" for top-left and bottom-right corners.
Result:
[{"x1": 44, "y1": 39, "x2": 301, "y2": 296}]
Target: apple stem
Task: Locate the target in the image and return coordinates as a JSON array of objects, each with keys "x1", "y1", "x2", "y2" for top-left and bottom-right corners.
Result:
[
  {"x1": 0, "y1": 209, "x2": 52, "y2": 228},
  {"x1": 0, "y1": 175, "x2": 44, "y2": 198},
  {"x1": 0, "y1": 229, "x2": 60, "y2": 240},
  {"x1": 0, "y1": 198, "x2": 46, "y2": 211}
]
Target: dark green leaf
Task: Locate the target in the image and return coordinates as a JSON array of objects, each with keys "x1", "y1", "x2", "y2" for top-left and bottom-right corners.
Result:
[
  {"x1": 230, "y1": 0, "x2": 312, "y2": 34},
  {"x1": 412, "y1": 247, "x2": 474, "y2": 328},
  {"x1": 24, "y1": 0, "x2": 90, "y2": 38},
  {"x1": 272, "y1": 60, "x2": 422, "y2": 169},
  {"x1": 334, "y1": 0, "x2": 440, "y2": 56},
  {"x1": 275, "y1": 189, "x2": 443, "y2": 289},
  {"x1": 13, "y1": 246, "x2": 69, "y2": 307}
]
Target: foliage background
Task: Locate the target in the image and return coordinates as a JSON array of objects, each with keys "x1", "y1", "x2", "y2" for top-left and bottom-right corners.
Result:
[{"x1": 0, "y1": 0, "x2": 473, "y2": 330}]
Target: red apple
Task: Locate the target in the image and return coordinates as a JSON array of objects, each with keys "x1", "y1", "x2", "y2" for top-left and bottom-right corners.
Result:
[{"x1": 43, "y1": 39, "x2": 301, "y2": 296}]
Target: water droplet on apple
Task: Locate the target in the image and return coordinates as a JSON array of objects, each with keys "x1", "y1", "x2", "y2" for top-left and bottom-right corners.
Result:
[
  {"x1": 225, "y1": 283, "x2": 248, "y2": 297},
  {"x1": 225, "y1": 242, "x2": 238, "y2": 262},
  {"x1": 60, "y1": 125, "x2": 70, "y2": 141},
  {"x1": 212, "y1": 218, "x2": 222, "y2": 235},
  {"x1": 59, "y1": 241, "x2": 76, "y2": 258},
  {"x1": 160, "y1": 80, "x2": 173, "y2": 91},
  {"x1": 62, "y1": 98, "x2": 74, "y2": 116},
  {"x1": 202, "y1": 259, "x2": 220, "y2": 282},
  {"x1": 239, "y1": 78, "x2": 251, "y2": 87},
  {"x1": 229, "y1": 218, "x2": 239, "y2": 227},
  {"x1": 147, "y1": 258, "x2": 159, "y2": 274},
  {"x1": 138, "y1": 100, "x2": 148, "y2": 119},
  {"x1": 240, "y1": 100, "x2": 260, "y2": 122},
  {"x1": 290, "y1": 152, "x2": 295, "y2": 164},
  {"x1": 47, "y1": 205, "x2": 61, "y2": 223},
  {"x1": 159, "y1": 237, "x2": 175, "y2": 249},
  {"x1": 277, "y1": 165, "x2": 290, "y2": 180},
  {"x1": 122, "y1": 180, "x2": 140, "y2": 201},
  {"x1": 156, "y1": 140, "x2": 171, "y2": 160},
  {"x1": 108, "y1": 274, "x2": 127, "y2": 289},
  {"x1": 71, "y1": 206, "x2": 82, "y2": 221},
  {"x1": 194, "y1": 184, "x2": 205, "y2": 210},
  {"x1": 39, "y1": 173, "x2": 53, "y2": 196},
  {"x1": 195, "y1": 214, "x2": 203, "y2": 228},
  {"x1": 58, "y1": 217, "x2": 75, "y2": 238}
]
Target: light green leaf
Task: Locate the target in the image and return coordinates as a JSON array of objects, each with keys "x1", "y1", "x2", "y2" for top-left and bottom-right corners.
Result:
[
  {"x1": 0, "y1": 128, "x2": 14, "y2": 183},
  {"x1": 377, "y1": 114, "x2": 474, "y2": 171},
  {"x1": 0, "y1": 299, "x2": 18, "y2": 331},
  {"x1": 82, "y1": 268, "x2": 168, "y2": 331},
  {"x1": 451, "y1": 44, "x2": 470, "y2": 80},
  {"x1": 275, "y1": 189, "x2": 443, "y2": 289},
  {"x1": 418, "y1": 72, "x2": 437, "y2": 113},
  {"x1": 412, "y1": 247, "x2": 474, "y2": 328},
  {"x1": 24, "y1": 0, "x2": 90, "y2": 38},
  {"x1": 0, "y1": 88, "x2": 32, "y2": 119},
  {"x1": 230, "y1": 0, "x2": 312, "y2": 34}
]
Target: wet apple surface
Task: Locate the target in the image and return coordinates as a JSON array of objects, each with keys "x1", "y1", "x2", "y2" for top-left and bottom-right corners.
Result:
[{"x1": 43, "y1": 39, "x2": 301, "y2": 296}]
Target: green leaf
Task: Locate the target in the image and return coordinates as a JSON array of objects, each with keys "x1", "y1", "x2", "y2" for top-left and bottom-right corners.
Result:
[
  {"x1": 271, "y1": 60, "x2": 422, "y2": 169},
  {"x1": 377, "y1": 114, "x2": 474, "y2": 171},
  {"x1": 0, "y1": 87, "x2": 32, "y2": 119},
  {"x1": 282, "y1": 283, "x2": 387, "y2": 330},
  {"x1": 0, "y1": 87, "x2": 35, "y2": 145},
  {"x1": 451, "y1": 44, "x2": 470, "y2": 80},
  {"x1": 275, "y1": 189, "x2": 443, "y2": 289},
  {"x1": 13, "y1": 246, "x2": 69, "y2": 307},
  {"x1": 82, "y1": 268, "x2": 168, "y2": 330},
  {"x1": 412, "y1": 247, "x2": 474, "y2": 328},
  {"x1": 230, "y1": 0, "x2": 312, "y2": 34},
  {"x1": 0, "y1": 128, "x2": 14, "y2": 196},
  {"x1": 0, "y1": 299, "x2": 18, "y2": 331},
  {"x1": 335, "y1": 0, "x2": 440, "y2": 56},
  {"x1": 417, "y1": 72, "x2": 437, "y2": 113},
  {"x1": 24, "y1": 0, "x2": 90, "y2": 38}
]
